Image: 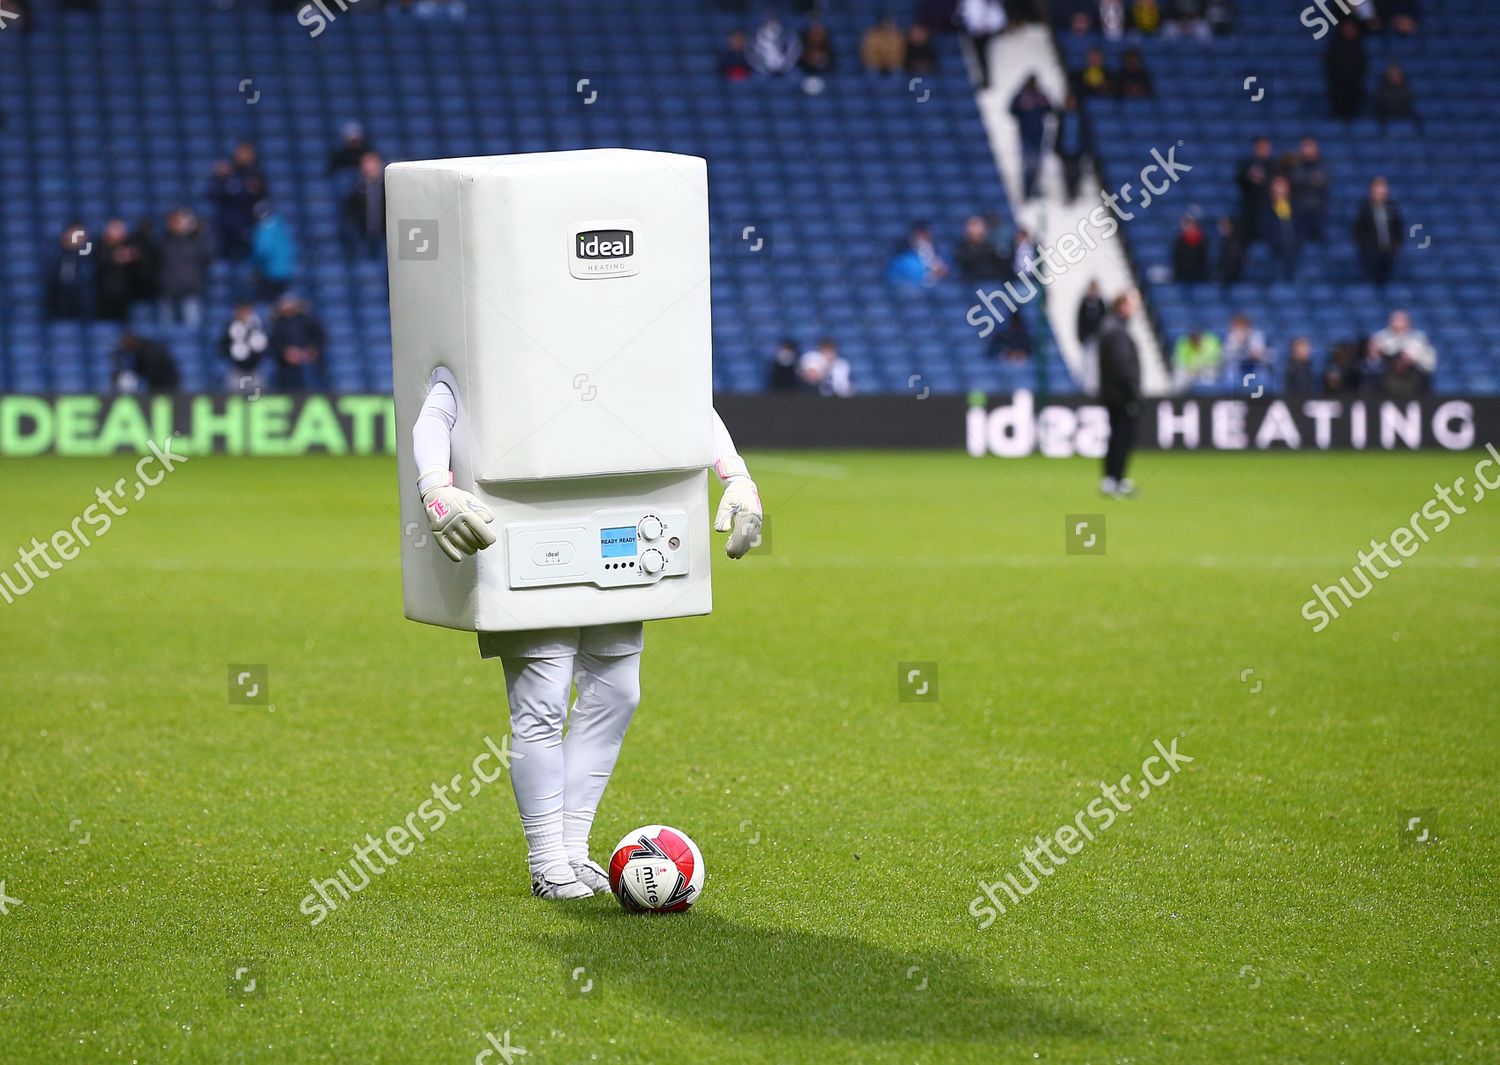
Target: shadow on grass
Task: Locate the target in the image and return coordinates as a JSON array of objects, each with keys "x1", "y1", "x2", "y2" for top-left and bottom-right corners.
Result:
[{"x1": 537, "y1": 906, "x2": 1097, "y2": 1047}]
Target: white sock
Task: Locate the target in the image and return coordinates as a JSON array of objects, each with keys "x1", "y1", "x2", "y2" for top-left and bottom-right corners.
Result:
[{"x1": 521, "y1": 815, "x2": 571, "y2": 879}]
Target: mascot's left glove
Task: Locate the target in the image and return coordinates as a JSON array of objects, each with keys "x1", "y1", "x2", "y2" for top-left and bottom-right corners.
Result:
[
  {"x1": 418, "y1": 469, "x2": 496, "y2": 562},
  {"x1": 713, "y1": 457, "x2": 763, "y2": 560}
]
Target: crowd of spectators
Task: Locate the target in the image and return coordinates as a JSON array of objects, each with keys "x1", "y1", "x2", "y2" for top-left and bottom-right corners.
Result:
[
  {"x1": 884, "y1": 213, "x2": 1044, "y2": 365},
  {"x1": 1324, "y1": 18, "x2": 1423, "y2": 126},
  {"x1": 718, "y1": 9, "x2": 951, "y2": 90},
  {"x1": 1166, "y1": 307, "x2": 1436, "y2": 399},
  {"x1": 1161, "y1": 137, "x2": 1407, "y2": 288},
  {"x1": 42, "y1": 128, "x2": 387, "y2": 394},
  {"x1": 1053, "y1": 0, "x2": 1233, "y2": 40}
]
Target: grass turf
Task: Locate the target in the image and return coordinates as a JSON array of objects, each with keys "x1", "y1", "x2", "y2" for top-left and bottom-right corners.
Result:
[{"x1": 0, "y1": 449, "x2": 1496, "y2": 1063}]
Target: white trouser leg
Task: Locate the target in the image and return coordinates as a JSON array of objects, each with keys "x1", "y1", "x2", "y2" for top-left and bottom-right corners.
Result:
[
  {"x1": 502, "y1": 654, "x2": 574, "y2": 876},
  {"x1": 562, "y1": 650, "x2": 642, "y2": 864}
]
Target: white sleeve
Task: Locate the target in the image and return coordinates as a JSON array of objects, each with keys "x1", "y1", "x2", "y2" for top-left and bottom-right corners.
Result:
[
  {"x1": 413, "y1": 380, "x2": 458, "y2": 493},
  {"x1": 711, "y1": 407, "x2": 752, "y2": 484}
]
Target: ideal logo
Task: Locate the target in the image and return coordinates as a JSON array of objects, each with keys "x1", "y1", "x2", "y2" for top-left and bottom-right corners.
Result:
[
  {"x1": 569, "y1": 220, "x2": 640, "y2": 279},
  {"x1": 575, "y1": 229, "x2": 633, "y2": 259}
]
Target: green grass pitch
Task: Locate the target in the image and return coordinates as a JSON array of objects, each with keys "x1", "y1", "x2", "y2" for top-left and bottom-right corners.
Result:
[{"x1": 0, "y1": 449, "x2": 1496, "y2": 1063}]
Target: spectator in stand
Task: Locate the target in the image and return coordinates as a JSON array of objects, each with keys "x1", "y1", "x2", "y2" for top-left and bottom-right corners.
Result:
[
  {"x1": 1163, "y1": 0, "x2": 1212, "y2": 40},
  {"x1": 94, "y1": 219, "x2": 139, "y2": 322},
  {"x1": 748, "y1": 13, "x2": 800, "y2": 75},
  {"x1": 1224, "y1": 313, "x2": 1269, "y2": 381},
  {"x1": 1216, "y1": 216, "x2": 1246, "y2": 285},
  {"x1": 1266, "y1": 175, "x2": 1300, "y2": 281},
  {"x1": 1375, "y1": 64, "x2": 1418, "y2": 129},
  {"x1": 955, "y1": 215, "x2": 1010, "y2": 281},
  {"x1": 1236, "y1": 136, "x2": 1274, "y2": 244},
  {"x1": 1356, "y1": 337, "x2": 1388, "y2": 398},
  {"x1": 1096, "y1": 0, "x2": 1127, "y2": 39},
  {"x1": 1354, "y1": 176, "x2": 1404, "y2": 286},
  {"x1": 207, "y1": 144, "x2": 267, "y2": 261},
  {"x1": 221, "y1": 302, "x2": 270, "y2": 393},
  {"x1": 127, "y1": 217, "x2": 162, "y2": 308},
  {"x1": 159, "y1": 207, "x2": 212, "y2": 326},
  {"x1": 958, "y1": 0, "x2": 1007, "y2": 90},
  {"x1": 207, "y1": 159, "x2": 244, "y2": 257},
  {"x1": 1172, "y1": 214, "x2": 1210, "y2": 283},
  {"x1": 270, "y1": 293, "x2": 328, "y2": 392},
  {"x1": 1117, "y1": 48, "x2": 1154, "y2": 98},
  {"x1": 1011, "y1": 227, "x2": 1038, "y2": 279},
  {"x1": 1058, "y1": 0, "x2": 1095, "y2": 35},
  {"x1": 1054, "y1": 91, "x2": 1091, "y2": 202},
  {"x1": 1205, "y1": 0, "x2": 1233, "y2": 33},
  {"x1": 1289, "y1": 137, "x2": 1330, "y2": 244},
  {"x1": 1131, "y1": 0, "x2": 1163, "y2": 34},
  {"x1": 1324, "y1": 18, "x2": 1368, "y2": 121},
  {"x1": 250, "y1": 201, "x2": 298, "y2": 302},
  {"x1": 904, "y1": 23, "x2": 938, "y2": 75},
  {"x1": 1076, "y1": 47, "x2": 1116, "y2": 98},
  {"x1": 798, "y1": 338, "x2": 853, "y2": 397},
  {"x1": 887, "y1": 221, "x2": 950, "y2": 287},
  {"x1": 798, "y1": 17, "x2": 836, "y2": 87},
  {"x1": 860, "y1": 14, "x2": 905, "y2": 73},
  {"x1": 1010, "y1": 76, "x2": 1053, "y2": 199},
  {"x1": 1320, "y1": 341, "x2": 1360, "y2": 395},
  {"x1": 1375, "y1": 0, "x2": 1420, "y2": 35},
  {"x1": 1172, "y1": 329, "x2": 1223, "y2": 391},
  {"x1": 343, "y1": 150, "x2": 386, "y2": 259},
  {"x1": 1371, "y1": 310, "x2": 1435, "y2": 395},
  {"x1": 46, "y1": 222, "x2": 94, "y2": 320},
  {"x1": 767, "y1": 338, "x2": 803, "y2": 391},
  {"x1": 1076, "y1": 279, "x2": 1107, "y2": 393},
  {"x1": 989, "y1": 308, "x2": 1032, "y2": 362},
  {"x1": 1283, "y1": 337, "x2": 1317, "y2": 395},
  {"x1": 327, "y1": 122, "x2": 376, "y2": 176},
  {"x1": 1077, "y1": 280, "x2": 1107, "y2": 351},
  {"x1": 719, "y1": 30, "x2": 754, "y2": 80},
  {"x1": 112, "y1": 332, "x2": 179, "y2": 393}
]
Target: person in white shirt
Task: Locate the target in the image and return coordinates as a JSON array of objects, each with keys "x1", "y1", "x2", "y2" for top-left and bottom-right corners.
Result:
[
  {"x1": 1371, "y1": 309, "x2": 1436, "y2": 393},
  {"x1": 797, "y1": 338, "x2": 854, "y2": 397},
  {"x1": 748, "y1": 14, "x2": 801, "y2": 75},
  {"x1": 958, "y1": 0, "x2": 1007, "y2": 88},
  {"x1": 1224, "y1": 313, "x2": 1269, "y2": 385}
]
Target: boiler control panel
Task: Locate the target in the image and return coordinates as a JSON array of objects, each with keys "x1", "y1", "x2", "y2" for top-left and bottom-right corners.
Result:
[{"x1": 505, "y1": 509, "x2": 690, "y2": 589}]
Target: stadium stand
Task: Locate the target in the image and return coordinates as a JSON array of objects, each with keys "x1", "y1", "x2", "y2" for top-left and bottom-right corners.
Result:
[
  {"x1": 1, "y1": 0, "x2": 1073, "y2": 397},
  {"x1": 1056, "y1": 0, "x2": 1500, "y2": 395}
]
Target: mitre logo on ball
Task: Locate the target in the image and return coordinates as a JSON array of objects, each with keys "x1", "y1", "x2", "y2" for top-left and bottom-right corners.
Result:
[{"x1": 608, "y1": 825, "x2": 704, "y2": 913}]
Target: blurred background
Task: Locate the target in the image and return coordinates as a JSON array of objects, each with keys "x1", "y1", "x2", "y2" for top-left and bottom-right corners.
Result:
[{"x1": 4, "y1": 0, "x2": 1492, "y2": 419}]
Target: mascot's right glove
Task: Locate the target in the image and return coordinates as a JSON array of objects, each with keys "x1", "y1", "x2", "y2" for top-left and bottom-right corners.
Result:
[{"x1": 418, "y1": 469, "x2": 496, "y2": 562}]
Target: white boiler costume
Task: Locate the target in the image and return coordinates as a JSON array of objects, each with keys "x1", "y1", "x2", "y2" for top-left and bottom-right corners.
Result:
[{"x1": 387, "y1": 149, "x2": 761, "y2": 898}]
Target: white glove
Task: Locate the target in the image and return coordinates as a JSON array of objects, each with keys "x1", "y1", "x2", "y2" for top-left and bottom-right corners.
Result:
[
  {"x1": 418, "y1": 470, "x2": 496, "y2": 562},
  {"x1": 713, "y1": 460, "x2": 762, "y2": 559}
]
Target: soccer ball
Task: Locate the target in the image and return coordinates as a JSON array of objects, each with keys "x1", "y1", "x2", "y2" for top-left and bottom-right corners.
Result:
[{"x1": 608, "y1": 825, "x2": 704, "y2": 913}]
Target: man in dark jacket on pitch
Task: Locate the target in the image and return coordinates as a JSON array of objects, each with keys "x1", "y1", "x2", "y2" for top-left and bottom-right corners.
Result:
[{"x1": 1097, "y1": 289, "x2": 1143, "y2": 498}]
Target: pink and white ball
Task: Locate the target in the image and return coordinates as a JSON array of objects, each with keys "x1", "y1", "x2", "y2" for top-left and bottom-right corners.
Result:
[{"x1": 608, "y1": 825, "x2": 704, "y2": 913}]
